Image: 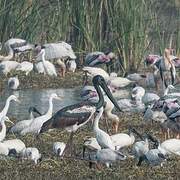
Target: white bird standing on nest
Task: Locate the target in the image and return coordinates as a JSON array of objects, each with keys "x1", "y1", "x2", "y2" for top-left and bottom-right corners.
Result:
[
  {"x1": 20, "y1": 147, "x2": 41, "y2": 164},
  {"x1": 0, "y1": 61, "x2": 20, "y2": 75},
  {"x1": 0, "y1": 95, "x2": 20, "y2": 120},
  {"x1": 8, "y1": 75, "x2": 20, "y2": 90},
  {"x1": 35, "y1": 46, "x2": 57, "y2": 76},
  {"x1": 16, "y1": 61, "x2": 33, "y2": 75},
  {"x1": 53, "y1": 142, "x2": 66, "y2": 156},
  {"x1": 0, "y1": 116, "x2": 14, "y2": 142},
  {"x1": 20, "y1": 93, "x2": 61, "y2": 135}
]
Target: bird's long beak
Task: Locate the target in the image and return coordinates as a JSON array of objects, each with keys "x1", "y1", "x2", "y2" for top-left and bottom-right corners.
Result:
[
  {"x1": 33, "y1": 108, "x2": 42, "y2": 116},
  {"x1": 55, "y1": 96, "x2": 62, "y2": 101},
  {"x1": 16, "y1": 98, "x2": 20, "y2": 103},
  {"x1": 99, "y1": 80, "x2": 121, "y2": 112},
  {"x1": 5, "y1": 117, "x2": 14, "y2": 124}
]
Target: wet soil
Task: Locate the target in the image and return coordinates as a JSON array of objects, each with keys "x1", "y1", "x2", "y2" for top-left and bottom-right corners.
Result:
[{"x1": 1, "y1": 113, "x2": 180, "y2": 180}]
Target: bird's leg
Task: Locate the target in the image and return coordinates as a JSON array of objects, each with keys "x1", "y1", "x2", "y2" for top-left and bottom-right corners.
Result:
[
  {"x1": 62, "y1": 132, "x2": 74, "y2": 157},
  {"x1": 167, "y1": 128, "x2": 170, "y2": 139},
  {"x1": 176, "y1": 133, "x2": 180, "y2": 139},
  {"x1": 96, "y1": 163, "x2": 103, "y2": 170},
  {"x1": 112, "y1": 121, "x2": 119, "y2": 133}
]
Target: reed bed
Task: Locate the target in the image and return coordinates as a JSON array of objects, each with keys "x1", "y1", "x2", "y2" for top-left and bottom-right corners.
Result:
[{"x1": 0, "y1": 0, "x2": 179, "y2": 71}]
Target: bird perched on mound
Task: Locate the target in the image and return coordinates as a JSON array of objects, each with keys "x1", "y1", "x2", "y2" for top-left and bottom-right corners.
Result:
[{"x1": 8, "y1": 75, "x2": 20, "y2": 90}]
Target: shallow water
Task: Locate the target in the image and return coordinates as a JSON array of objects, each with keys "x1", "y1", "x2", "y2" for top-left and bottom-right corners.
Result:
[{"x1": 0, "y1": 88, "x2": 81, "y2": 120}]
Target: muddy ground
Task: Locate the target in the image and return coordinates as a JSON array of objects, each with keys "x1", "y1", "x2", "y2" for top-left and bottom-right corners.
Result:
[
  {"x1": 0, "y1": 113, "x2": 179, "y2": 180},
  {"x1": 0, "y1": 71, "x2": 180, "y2": 180}
]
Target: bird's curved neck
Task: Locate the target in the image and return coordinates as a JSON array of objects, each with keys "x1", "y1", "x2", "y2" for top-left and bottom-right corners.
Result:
[
  {"x1": 41, "y1": 51, "x2": 46, "y2": 62},
  {"x1": 93, "y1": 107, "x2": 104, "y2": 131},
  {"x1": 164, "y1": 87, "x2": 169, "y2": 96},
  {"x1": 0, "y1": 121, "x2": 6, "y2": 140},
  {"x1": 46, "y1": 97, "x2": 54, "y2": 117},
  {"x1": 94, "y1": 84, "x2": 104, "y2": 109},
  {"x1": 0, "y1": 47, "x2": 14, "y2": 61},
  {"x1": 1, "y1": 98, "x2": 12, "y2": 118}
]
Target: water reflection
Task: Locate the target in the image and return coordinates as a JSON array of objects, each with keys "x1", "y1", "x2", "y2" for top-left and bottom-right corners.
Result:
[{"x1": 0, "y1": 88, "x2": 81, "y2": 120}]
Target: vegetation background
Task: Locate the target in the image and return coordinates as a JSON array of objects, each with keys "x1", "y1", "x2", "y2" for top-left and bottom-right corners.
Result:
[{"x1": 0, "y1": 0, "x2": 179, "y2": 71}]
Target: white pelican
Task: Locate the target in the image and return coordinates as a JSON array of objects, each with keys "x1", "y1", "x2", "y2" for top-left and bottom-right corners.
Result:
[
  {"x1": 3, "y1": 139, "x2": 26, "y2": 153},
  {"x1": 8, "y1": 107, "x2": 41, "y2": 134},
  {"x1": 15, "y1": 61, "x2": 33, "y2": 75},
  {"x1": 0, "y1": 61, "x2": 20, "y2": 75},
  {"x1": 40, "y1": 75, "x2": 121, "y2": 155},
  {"x1": 8, "y1": 76, "x2": 20, "y2": 90},
  {"x1": 0, "y1": 95, "x2": 20, "y2": 120},
  {"x1": 93, "y1": 148, "x2": 126, "y2": 168},
  {"x1": 20, "y1": 147, "x2": 41, "y2": 164},
  {"x1": 0, "y1": 116, "x2": 13, "y2": 142},
  {"x1": 53, "y1": 142, "x2": 66, "y2": 156},
  {"x1": 20, "y1": 93, "x2": 61, "y2": 135},
  {"x1": 0, "y1": 38, "x2": 33, "y2": 61},
  {"x1": 35, "y1": 47, "x2": 57, "y2": 76}
]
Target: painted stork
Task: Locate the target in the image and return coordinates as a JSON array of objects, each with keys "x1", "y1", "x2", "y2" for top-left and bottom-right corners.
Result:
[
  {"x1": 39, "y1": 75, "x2": 121, "y2": 154},
  {"x1": 0, "y1": 38, "x2": 33, "y2": 61},
  {"x1": 84, "y1": 51, "x2": 110, "y2": 66}
]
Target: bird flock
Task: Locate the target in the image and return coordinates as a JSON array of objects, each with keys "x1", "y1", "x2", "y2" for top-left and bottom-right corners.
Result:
[{"x1": 0, "y1": 38, "x2": 180, "y2": 169}]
